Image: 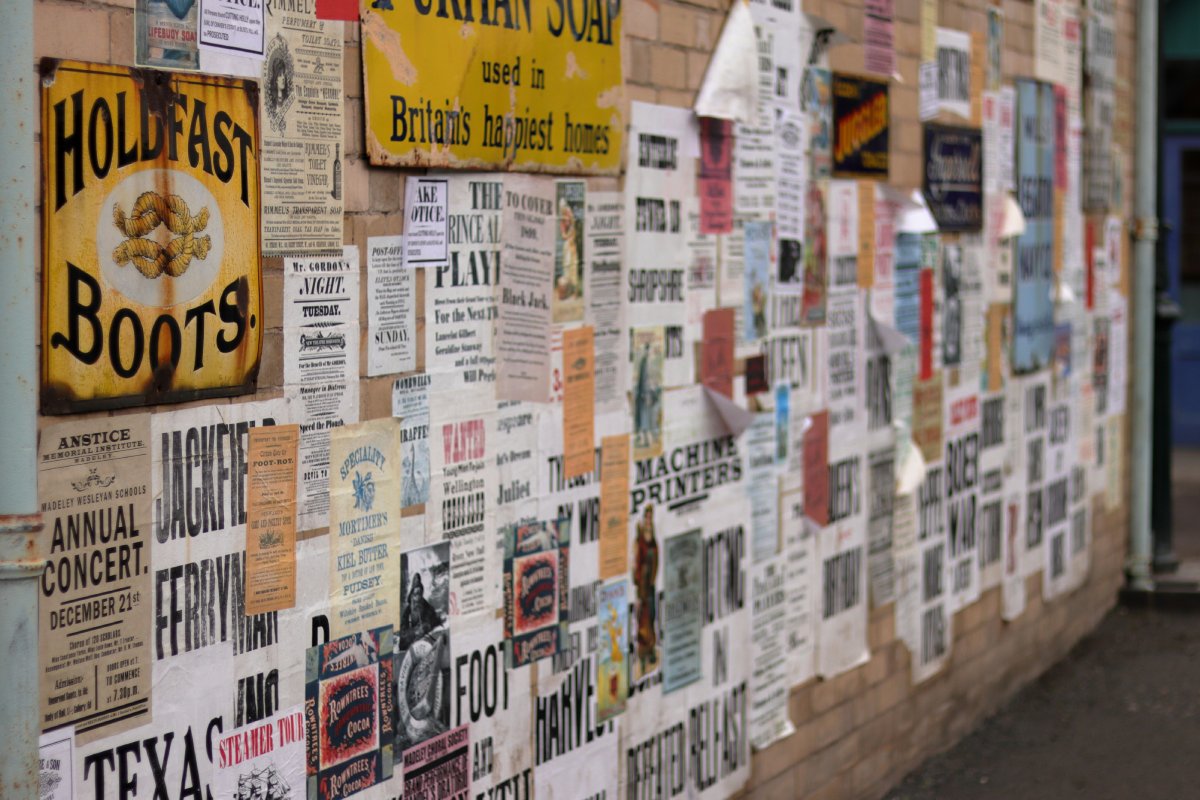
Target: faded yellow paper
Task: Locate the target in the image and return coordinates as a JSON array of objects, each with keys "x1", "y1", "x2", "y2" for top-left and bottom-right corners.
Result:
[
  {"x1": 563, "y1": 326, "x2": 596, "y2": 480},
  {"x1": 599, "y1": 433, "x2": 631, "y2": 580},
  {"x1": 246, "y1": 424, "x2": 300, "y2": 616}
]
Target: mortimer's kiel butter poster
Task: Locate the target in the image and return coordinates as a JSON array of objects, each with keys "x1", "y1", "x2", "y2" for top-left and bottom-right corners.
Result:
[
  {"x1": 41, "y1": 61, "x2": 263, "y2": 414},
  {"x1": 361, "y1": 0, "x2": 623, "y2": 172}
]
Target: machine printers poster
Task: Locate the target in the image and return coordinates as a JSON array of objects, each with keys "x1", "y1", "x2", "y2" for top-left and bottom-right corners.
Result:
[
  {"x1": 285, "y1": 247, "x2": 361, "y2": 532},
  {"x1": 427, "y1": 175, "x2": 502, "y2": 416},
  {"x1": 260, "y1": 7, "x2": 344, "y2": 255},
  {"x1": 625, "y1": 102, "x2": 696, "y2": 334},
  {"x1": 367, "y1": 235, "x2": 416, "y2": 377},
  {"x1": 38, "y1": 414, "x2": 153, "y2": 739},
  {"x1": 586, "y1": 191, "x2": 628, "y2": 413},
  {"x1": 213, "y1": 706, "x2": 305, "y2": 800},
  {"x1": 329, "y1": 418, "x2": 403, "y2": 637}
]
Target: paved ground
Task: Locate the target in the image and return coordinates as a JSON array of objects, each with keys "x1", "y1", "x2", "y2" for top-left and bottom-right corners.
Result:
[{"x1": 884, "y1": 606, "x2": 1200, "y2": 799}]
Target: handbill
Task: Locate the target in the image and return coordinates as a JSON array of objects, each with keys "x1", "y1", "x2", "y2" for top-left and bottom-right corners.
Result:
[
  {"x1": 328, "y1": 418, "x2": 402, "y2": 636},
  {"x1": 403, "y1": 725, "x2": 469, "y2": 800},
  {"x1": 39, "y1": 726, "x2": 74, "y2": 800},
  {"x1": 396, "y1": 542, "x2": 452, "y2": 753},
  {"x1": 404, "y1": 177, "x2": 450, "y2": 267},
  {"x1": 599, "y1": 433, "x2": 632, "y2": 580},
  {"x1": 260, "y1": 7, "x2": 343, "y2": 254},
  {"x1": 497, "y1": 175, "x2": 556, "y2": 401},
  {"x1": 864, "y1": 0, "x2": 896, "y2": 76},
  {"x1": 246, "y1": 424, "x2": 300, "y2": 615},
  {"x1": 284, "y1": 247, "x2": 360, "y2": 532},
  {"x1": 198, "y1": 0, "x2": 264, "y2": 57},
  {"x1": 214, "y1": 706, "x2": 305, "y2": 800},
  {"x1": 367, "y1": 235, "x2": 417, "y2": 377},
  {"x1": 503, "y1": 518, "x2": 569, "y2": 667},
  {"x1": 631, "y1": 327, "x2": 666, "y2": 460},
  {"x1": 818, "y1": 447, "x2": 869, "y2": 678},
  {"x1": 662, "y1": 528, "x2": 704, "y2": 693},
  {"x1": 586, "y1": 191, "x2": 627, "y2": 413},
  {"x1": 781, "y1": 475, "x2": 816, "y2": 686},
  {"x1": 393, "y1": 374, "x2": 431, "y2": 507},
  {"x1": 702, "y1": 307, "x2": 736, "y2": 397},
  {"x1": 699, "y1": 117, "x2": 734, "y2": 234},
  {"x1": 38, "y1": 415, "x2": 152, "y2": 739},
  {"x1": 936, "y1": 28, "x2": 972, "y2": 120},
  {"x1": 563, "y1": 326, "x2": 596, "y2": 480}
]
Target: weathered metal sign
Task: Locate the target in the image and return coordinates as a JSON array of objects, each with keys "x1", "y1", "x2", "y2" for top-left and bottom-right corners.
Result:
[
  {"x1": 41, "y1": 60, "x2": 263, "y2": 413},
  {"x1": 361, "y1": 0, "x2": 623, "y2": 172}
]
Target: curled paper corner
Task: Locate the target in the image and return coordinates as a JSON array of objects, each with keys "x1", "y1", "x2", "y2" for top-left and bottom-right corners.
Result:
[
  {"x1": 693, "y1": 0, "x2": 758, "y2": 124},
  {"x1": 897, "y1": 190, "x2": 937, "y2": 234},
  {"x1": 868, "y1": 311, "x2": 912, "y2": 356},
  {"x1": 704, "y1": 385, "x2": 757, "y2": 437},
  {"x1": 894, "y1": 430, "x2": 927, "y2": 495},
  {"x1": 1002, "y1": 193, "x2": 1027, "y2": 239}
]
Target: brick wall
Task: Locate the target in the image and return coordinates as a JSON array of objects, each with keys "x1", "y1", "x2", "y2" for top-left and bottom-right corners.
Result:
[{"x1": 32, "y1": 0, "x2": 1138, "y2": 796}]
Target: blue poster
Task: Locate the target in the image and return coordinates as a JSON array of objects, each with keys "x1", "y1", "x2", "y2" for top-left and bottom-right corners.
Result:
[{"x1": 1013, "y1": 79, "x2": 1056, "y2": 373}]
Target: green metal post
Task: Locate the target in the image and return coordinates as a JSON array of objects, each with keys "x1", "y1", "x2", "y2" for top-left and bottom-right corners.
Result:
[{"x1": 0, "y1": 0, "x2": 43, "y2": 791}]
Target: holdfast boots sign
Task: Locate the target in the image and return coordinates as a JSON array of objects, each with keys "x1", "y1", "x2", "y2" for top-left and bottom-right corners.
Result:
[{"x1": 41, "y1": 60, "x2": 263, "y2": 413}]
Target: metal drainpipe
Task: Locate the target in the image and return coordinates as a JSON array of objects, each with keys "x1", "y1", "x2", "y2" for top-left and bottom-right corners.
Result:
[
  {"x1": 1127, "y1": 0, "x2": 1158, "y2": 591},
  {"x1": 0, "y1": 0, "x2": 43, "y2": 791}
]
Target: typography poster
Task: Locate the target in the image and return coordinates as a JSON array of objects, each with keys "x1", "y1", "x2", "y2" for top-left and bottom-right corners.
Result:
[
  {"x1": 245, "y1": 424, "x2": 300, "y2": 616},
  {"x1": 213, "y1": 706, "x2": 305, "y2": 800}
]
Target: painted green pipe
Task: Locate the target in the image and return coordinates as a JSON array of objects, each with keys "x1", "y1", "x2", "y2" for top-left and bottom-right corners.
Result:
[{"x1": 0, "y1": 0, "x2": 43, "y2": 791}]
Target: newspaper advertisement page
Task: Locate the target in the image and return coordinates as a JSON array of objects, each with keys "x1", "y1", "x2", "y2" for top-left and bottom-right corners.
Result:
[
  {"x1": 626, "y1": 102, "x2": 697, "y2": 349},
  {"x1": 245, "y1": 424, "x2": 300, "y2": 616},
  {"x1": 393, "y1": 374, "x2": 432, "y2": 507},
  {"x1": 749, "y1": 551, "x2": 796, "y2": 750},
  {"x1": 38, "y1": 415, "x2": 153, "y2": 739},
  {"x1": 284, "y1": 247, "x2": 360, "y2": 532},
  {"x1": 586, "y1": 191, "x2": 627, "y2": 414},
  {"x1": 428, "y1": 175, "x2": 502, "y2": 415},
  {"x1": 260, "y1": 8, "x2": 343, "y2": 254},
  {"x1": 781, "y1": 475, "x2": 816, "y2": 687},
  {"x1": 367, "y1": 235, "x2": 416, "y2": 376},
  {"x1": 498, "y1": 175, "x2": 556, "y2": 402}
]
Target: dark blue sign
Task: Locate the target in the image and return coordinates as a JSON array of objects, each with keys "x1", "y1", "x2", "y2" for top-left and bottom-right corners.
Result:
[{"x1": 922, "y1": 124, "x2": 983, "y2": 232}]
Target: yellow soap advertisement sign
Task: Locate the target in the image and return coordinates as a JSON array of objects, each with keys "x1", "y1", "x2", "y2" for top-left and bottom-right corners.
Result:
[
  {"x1": 41, "y1": 61, "x2": 263, "y2": 413},
  {"x1": 362, "y1": 0, "x2": 623, "y2": 172}
]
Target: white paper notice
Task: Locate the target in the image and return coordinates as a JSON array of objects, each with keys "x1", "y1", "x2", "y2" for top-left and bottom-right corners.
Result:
[
  {"x1": 284, "y1": 247, "x2": 361, "y2": 532},
  {"x1": 405, "y1": 176, "x2": 449, "y2": 267},
  {"x1": 367, "y1": 235, "x2": 416, "y2": 376},
  {"x1": 586, "y1": 191, "x2": 627, "y2": 414},
  {"x1": 198, "y1": 0, "x2": 264, "y2": 56}
]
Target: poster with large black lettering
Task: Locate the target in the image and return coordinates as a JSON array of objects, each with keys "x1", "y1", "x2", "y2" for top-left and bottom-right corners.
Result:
[
  {"x1": 40, "y1": 61, "x2": 263, "y2": 414},
  {"x1": 38, "y1": 415, "x2": 153, "y2": 740}
]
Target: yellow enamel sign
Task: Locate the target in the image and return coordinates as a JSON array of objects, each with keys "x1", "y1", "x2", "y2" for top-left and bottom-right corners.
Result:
[
  {"x1": 362, "y1": 0, "x2": 623, "y2": 172},
  {"x1": 41, "y1": 61, "x2": 263, "y2": 413}
]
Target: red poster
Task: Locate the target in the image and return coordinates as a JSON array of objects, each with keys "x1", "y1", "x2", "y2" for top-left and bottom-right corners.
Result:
[
  {"x1": 700, "y1": 307, "x2": 735, "y2": 397},
  {"x1": 698, "y1": 117, "x2": 733, "y2": 234},
  {"x1": 919, "y1": 268, "x2": 934, "y2": 380},
  {"x1": 316, "y1": 0, "x2": 359, "y2": 19},
  {"x1": 804, "y1": 411, "x2": 830, "y2": 526}
]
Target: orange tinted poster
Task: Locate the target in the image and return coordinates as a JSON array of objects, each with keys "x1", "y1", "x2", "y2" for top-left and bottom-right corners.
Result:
[
  {"x1": 563, "y1": 326, "x2": 596, "y2": 480},
  {"x1": 246, "y1": 424, "x2": 300, "y2": 615},
  {"x1": 599, "y1": 433, "x2": 631, "y2": 579}
]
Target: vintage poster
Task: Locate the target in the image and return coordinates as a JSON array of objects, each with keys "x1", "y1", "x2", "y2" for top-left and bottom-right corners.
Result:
[
  {"x1": 699, "y1": 117, "x2": 734, "y2": 234},
  {"x1": 396, "y1": 542, "x2": 452, "y2": 754},
  {"x1": 913, "y1": 464, "x2": 952, "y2": 681},
  {"x1": 246, "y1": 424, "x2": 300, "y2": 615},
  {"x1": 749, "y1": 553, "x2": 796, "y2": 750},
  {"x1": 923, "y1": 124, "x2": 983, "y2": 232},
  {"x1": 802, "y1": 181, "x2": 828, "y2": 324},
  {"x1": 38, "y1": 726, "x2": 74, "y2": 800},
  {"x1": 260, "y1": 7, "x2": 343, "y2": 255},
  {"x1": 629, "y1": 500, "x2": 664, "y2": 687},
  {"x1": 1035, "y1": 0, "x2": 1065, "y2": 84},
  {"x1": 450, "y1": 613, "x2": 533, "y2": 799},
  {"x1": 600, "y1": 433, "x2": 631, "y2": 580},
  {"x1": 978, "y1": 393, "x2": 1008, "y2": 591},
  {"x1": 403, "y1": 725, "x2": 470, "y2": 799},
  {"x1": 864, "y1": 0, "x2": 895, "y2": 76},
  {"x1": 733, "y1": 125, "x2": 777, "y2": 218},
  {"x1": 328, "y1": 418, "x2": 402, "y2": 636},
  {"x1": 361, "y1": 0, "x2": 622, "y2": 172},
  {"x1": 776, "y1": 111, "x2": 808, "y2": 256},
  {"x1": 429, "y1": 409, "x2": 499, "y2": 616},
  {"x1": 631, "y1": 326, "x2": 666, "y2": 461},
  {"x1": 285, "y1": 248, "x2": 360, "y2": 532},
  {"x1": 586, "y1": 191, "x2": 626, "y2": 414},
  {"x1": 427, "y1": 175, "x2": 501, "y2": 414},
  {"x1": 38, "y1": 414, "x2": 152, "y2": 738},
  {"x1": 702, "y1": 307, "x2": 736, "y2": 398},
  {"x1": 563, "y1": 326, "x2": 595, "y2": 480},
  {"x1": 817, "y1": 451, "x2": 869, "y2": 677},
  {"x1": 1043, "y1": 399, "x2": 1073, "y2": 599},
  {"x1": 662, "y1": 528, "x2": 704, "y2": 693},
  {"x1": 944, "y1": 387, "x2": 981, "y2": 610},
  {"x1": 1084, "y1": 0, "x2": 1116, "y2": 210},
  {"x1": 625, "y1": 102, "x2": 696, "y2": 337},
  {"x1": 41, "y1": 62, "x2": 262, "y2": 412},
  {"x1": 404, "y1": 177, "x2": 450, "y2": 267},
  {"x1": 1022, "y1": 374, "x2": 1050, "y2": 576},
  {"x1": 1014, "y1": 79, "x2": 1057, "y2": 373},
  {"x1": 804, "y1": 410, "x2": 831, "y2": 525},
  {"x1": 747, "y1": 413, "x2": 781, "y2": 560},
  {"x1": 213, "y1": 706, "x2": 305, "y2": 800},
  {"x1": 987, "y1": 7, "x2": 1004, "y2": 91},
  {"x1": 503, "y1": 518, "x2": 569, "y2": 667},
  {"x1": 392, "y1": 374, "x2": 431, "y2": 507},
  {"x1": 832, "y1": 73, "x2": 890, "y2": 178},
  {"x1": 804, "y1": 67, "x2": 833, "y2": 178},
  {"x1": 596, "y1": 579, "x2": 630, "y2": 722},
  {"x1": 827, "y1": 287, "x2": 864, "y2": 441},
  {"x1": 936, "y1": 27, "x2": 971, "y2": 120},
  {"x1": 743, "y1": 220, "x2": 773, "y2": 344},
  {"x1": 867, "y1": 445, "x2": 897, "y2": 605},
  {"x1": 137, "y1": 0, "x2": 199, "y2": 69},
  {"x1": 498, "y1": 175, "x2": 556, "y2": 401},
  {"x1": 367, "y1": 235, "x2": 417, "y2": 377},
  {"x1": 533, "y1": 659, "x2": 621, "y2": 799},
  {"x1": 781, "y1": 476, "x2": 816, "y2": 686},
  {"x1": 554, "y1": 180, "x2": 587, "y2": 323},
  {"x1": 305, "y1": 626, "x2": 395, "y2": 799},
  {"x1": 198, "y1": 0, "x2": 264, "y2": 57}
]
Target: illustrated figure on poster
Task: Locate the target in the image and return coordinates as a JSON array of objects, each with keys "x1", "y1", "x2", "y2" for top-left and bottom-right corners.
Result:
[
  {"x1": 943, "y1": 244, "x2": 962, "y2": 366},
  {"x1": 554, "y1": 181, "x2": 586, "y2": 322},
  {"x1": 803, "y1": 184, "x2": 828, "y2": 321},
  {"x1": 634, "y1": 342, "x2": 660, "y2": 449},
  {"x1": 751, "y1": 280, "x2": 768, "y2": 340},
  {"x1": 779, "y1": 238, "x2": 803, "y2": 285},
  {"x1": 396, "y1": 543, "x2": 451, "y2": 753},
  {"x1": 633, "y1": 505, "x2": 659, "y2": 678},
  {"x1": 557, "y1": 199, "x2": 581, "y2": 301},
  {"x1": 264, "y1": 35, "x2": 295, "y2": 133}
]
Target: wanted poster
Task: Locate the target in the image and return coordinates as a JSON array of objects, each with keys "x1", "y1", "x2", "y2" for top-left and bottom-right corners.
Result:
[
  {"x1": 328, "y1": 418, "x2": 403, "y2": 636},
  {"x1": 284, "y1": 247, "x2": 360, "y2": 532},
  {"x1": 497, "y1": 175, "x2": 556, "y2": 402},
  {"x1": 38, "y1": 415, "x2": 153, "y2": 739},
  {"x1": 367, "y1": 235, "x2": 416, "y2": 377},
  {"x1": 260, "y1": 8, "x2": 343, "y2": 254}
]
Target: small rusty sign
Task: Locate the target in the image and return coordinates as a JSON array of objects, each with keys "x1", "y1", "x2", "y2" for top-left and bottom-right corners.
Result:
[{"x1": 40, "y1": 60, "x2": 263, "y2": 413}]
